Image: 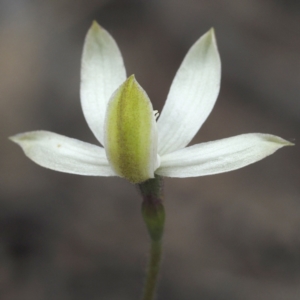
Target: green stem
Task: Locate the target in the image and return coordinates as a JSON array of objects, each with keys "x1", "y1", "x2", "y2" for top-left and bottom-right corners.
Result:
[
  {"x1": 142, "y1": 240, "x2": 163, "y2": 300},
  {"x1": 138, "y1": 175, "x2": 165, "y2": 300}
]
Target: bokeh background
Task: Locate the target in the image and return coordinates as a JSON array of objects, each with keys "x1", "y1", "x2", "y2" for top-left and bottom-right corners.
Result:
[{"x1": 1, "y1": 0, "x2": 300, "y2": 299}]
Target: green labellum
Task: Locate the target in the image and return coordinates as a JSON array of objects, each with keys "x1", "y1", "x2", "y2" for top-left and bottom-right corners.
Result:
[{"x1": 105, "y1": 75, "x2": 157, "y2": 183}]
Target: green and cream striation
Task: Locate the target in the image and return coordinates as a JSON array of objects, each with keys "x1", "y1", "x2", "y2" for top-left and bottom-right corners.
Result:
[
  {"x1": 10, "y1": 21, "x2": 293, "y2": 184},
  {"x1": 104, "y1": 75, "x2": 158, "y2": 183}
]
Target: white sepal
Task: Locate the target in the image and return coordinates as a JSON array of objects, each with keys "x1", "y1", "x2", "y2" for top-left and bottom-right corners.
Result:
[
  {"x1": 157, "y1": 28, "x2": 221, "y2": 155},
  {"x1": 80, "y1": 21, "x2": 126, "y2": 145},
  {"x1": 156, "y1": 133, "x2": 293, "y2": 177},
  {"x1": 10, "y1": 131, "x2": 116, "y2": 176}
]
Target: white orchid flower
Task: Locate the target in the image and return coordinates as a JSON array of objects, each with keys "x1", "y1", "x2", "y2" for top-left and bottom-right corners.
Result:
[{"x1": 10, "y1": 21, "x2": 292, "y2": 184}]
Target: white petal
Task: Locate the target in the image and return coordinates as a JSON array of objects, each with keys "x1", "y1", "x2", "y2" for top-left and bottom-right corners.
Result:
[
  {"x1": 156, "y1": 133, "x2": 293, "y2": 177},
  {"x1": 157, "y1": 29, "x2": 221, "y2": 155},
  {"x1": 10, "y1": 131, "x2": 116, "y2": 176},
  {"x1": 80, "y1": 21, "x2": 126, "y2": 145}
]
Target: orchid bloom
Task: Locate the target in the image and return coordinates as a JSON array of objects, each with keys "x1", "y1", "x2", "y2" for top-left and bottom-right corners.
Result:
[{"x1": 10, "y1": 21, "x2": 292, "y2": 184}]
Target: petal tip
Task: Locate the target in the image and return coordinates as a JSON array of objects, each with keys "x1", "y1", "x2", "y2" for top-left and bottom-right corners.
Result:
[
  {"x1": 280, "y1": 139, "x2": 294, "y2": 147},
  {"x1": 205, "y1": 27, "x2": 217, "y2": 46},
  {"x1": 9, "y1": 133, "x2": 25, "y2": 145},
  {"x1": 267, "y1": 135, "x2": 295, "y2": 148},
  {"x1": 9, "y1": 135, "x2": 18, "y2": 144},
  {"x1": 127, "y1": 74, "x2": 136, "y2": 81},
  {"x1": 87, "y1": 21, "x2": 106, "y2": 40},
  {"x1": 9, "y1": 131, "x2": 46, "y2": 147},
  {"x1": 90, "y1": 20, "x2": 102, "y2": 32},
  {"x1": 124, "y1": 74, "x2": 143, "y2": 91},
  {"x1": 282, "y1": 140, "x2": 294, "y2": 147},
  {"x1": 208, "y1": 27, "x2": 215, "y2": 36}
]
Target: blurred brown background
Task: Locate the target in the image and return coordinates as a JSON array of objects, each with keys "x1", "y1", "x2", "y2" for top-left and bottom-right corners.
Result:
[{"x1": 1, "y1": 0, "x2": 300, "y2": 299}]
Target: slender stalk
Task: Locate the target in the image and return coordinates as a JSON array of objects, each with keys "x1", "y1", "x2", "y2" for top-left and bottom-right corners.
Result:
[
  {"x1": 138, "y1": 175, "x2": 165, "y2": 300},
  {"x1": 142, "y1": 240, "x2": 163, "y2": 300}
]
